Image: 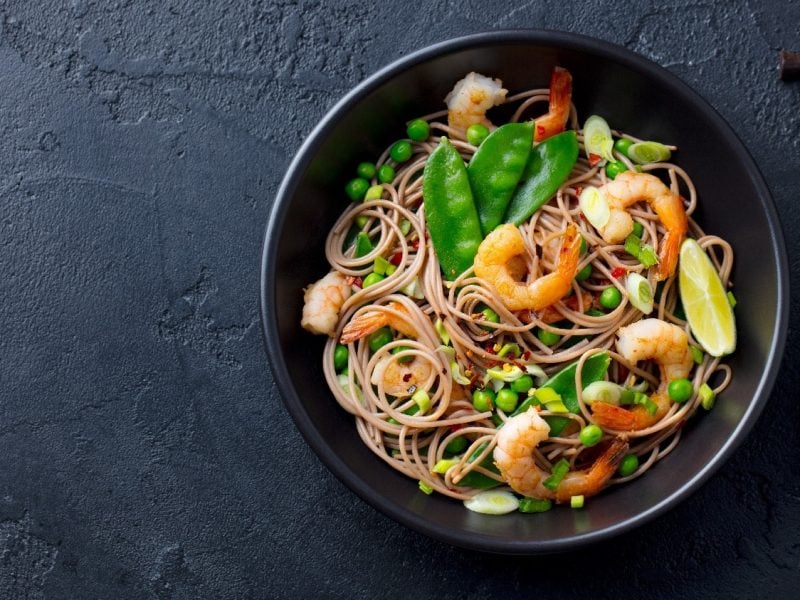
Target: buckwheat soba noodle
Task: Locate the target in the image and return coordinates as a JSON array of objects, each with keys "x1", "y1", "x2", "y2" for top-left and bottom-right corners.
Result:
[{"x1": 300, "y1": 68, "x2": 736, "y2": 514}]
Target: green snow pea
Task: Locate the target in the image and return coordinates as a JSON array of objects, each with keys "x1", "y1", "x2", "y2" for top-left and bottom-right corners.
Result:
[
  {"x1": 467, "y1": 122, "x2": 533, "y2": 235},
  {"x1": 504, "y1": 131, "x2": 580, "y2": 225},
  {"x1": 422, "y1": 137, "x2": 484, "y2": 279}
]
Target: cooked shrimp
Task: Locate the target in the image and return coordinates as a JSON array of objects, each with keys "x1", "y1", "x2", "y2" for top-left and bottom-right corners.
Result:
[
  {"x1": 371, "y1": 353, "x2": 434, "y2": 397},
  {"x1": 474, "y1": 223, "x2": 581, "y2": 312},
  {"x1": 493, "y1": 408, "x2": 629, "y2": 502},
  {"x1": 301, "y1": 271, "x2": 352, "y2": 337},
  {"x1": 533, "y1": 67, "x2": 572, "y2": 142},
  {"x1": 445, "y1": 72, "x2": 508, "y2": 134},
  {"x1": 591, "y1": 318, "x2": 694, "y2": 431},
  {"x1": 596, "y1": 171, "x2": 688, "y2": 280},
  {"x1": 339, "y1": 301, "x2": 418, "y2": 344}
]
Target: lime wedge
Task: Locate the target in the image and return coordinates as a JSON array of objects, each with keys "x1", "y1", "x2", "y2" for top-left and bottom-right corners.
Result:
[
  {"x1": 678, "y1": 239, "x2": 736, "y2": 356},
  {"x1": 628, "y1": 141, "x2": 672, "y2": 164}
]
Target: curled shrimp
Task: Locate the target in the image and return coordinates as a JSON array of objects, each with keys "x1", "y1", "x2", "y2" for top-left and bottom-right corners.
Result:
[
  {"x1": 533, "y1": 66, "x2": 572, "y2": 142},
  {"x1": 596, "y1": 171, "x2": 688, "y2": 281},
  {"x1": 370, "y1": 352, "x2": 434, "y2": 397},
  {"x1": 493, "y1": 408, "x2": 629, "y2": 502},
  {"x1": 301, "y1": 271, "x2": 352, "y2": 337},
  {"x1": 445, "y1": 72, "x2": 508, "y2": 134},
  {"x1": 591, "y1": 318, "x2": 694, "y2": 431},
  {"x1": 473, "y1": 223, "x2": 581, "y2": 312},
  {"x1": 339, "y1": 301, "x2": 417, "y2": 344}
]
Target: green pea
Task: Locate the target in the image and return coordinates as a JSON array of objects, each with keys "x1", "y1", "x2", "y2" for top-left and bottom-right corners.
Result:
[
  {"x1": 356, "y1": 162, "x2": 376, "y2": 180},
  {"x1": 537, "y1": 328, "x2": 561, "y2": 346},
  {"x1": 472, "y1": 389, "x2": 495, "y2": 412},
  {"x1": 333, "y1": 344, "x2": 349, "y2": 371},
  {"x1": 579, "y1": 424, "x2": 603, "y2": 447},
  {"x1": 445, "y1": 436, "x2": 468, "y2": 455},
  {"x1": 511, "y1": 374, "x2": 534, "y2": 394},
  {"x1": 632, "y1": 221, "x2": 645, "y2": 238},
  {"x1": 668, "y1": 378, "x2": 694, "y2": 403},
  {"x1": 605, "y1": 161, "x2": 627, "y2": 180},
  {"x1": 613, "y1": 137, "x2": 633, "y2": 157},
  {"x1": 495, "y1": 388, "x2": 519, "y2": 412},
  {"x1": 466, "y1": 123, "x2": 489, "y2": 146},
  {"x1": 406, "y1": 118, "x2": 430, "y2": 142},
  {"x1": 618, "y1": 453, "x2": 640, "y2": 477},
  {"x1": 575, "y1": 263, "x2": 593, "y2": 281},
  {"x1": 480, "y1": 306, "x2": 500, "y2": 331},
  {"x1": 367, "y1": 326, "x2": 393, "y2": 352},
  {"x1": 345, "y1": 177, "x2": 369, "y2": 201},
  {"x1": 391, "y1": 345, "x2": 414, "y2": 364},
  {"x1": 599, "y1": 286, "x2": 622, "y2": 309},
  {"x1": 363, "y1": 272, "x2": 385, "y2": 288},
  {"x1": 377, "y1": 164, "x2": 395, "y2": 184},
  {"x1": 390, "y1": 140, "x2": 413, "y2": 163}
]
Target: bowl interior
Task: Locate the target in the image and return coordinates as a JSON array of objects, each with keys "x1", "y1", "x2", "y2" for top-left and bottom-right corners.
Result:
[{"x1": 263, "y1": 32, "x2": 786, "y2": 552}]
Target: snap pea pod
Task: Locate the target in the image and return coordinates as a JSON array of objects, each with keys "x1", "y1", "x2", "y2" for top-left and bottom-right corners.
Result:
[
  {"x1": 456, "y1": 352, "x2": 611, "y2": 489},
  {"x1": 503, "y1": 130, "x2": 580, "y2": 226},
  {"x1": 467, "y1": 122, "x2": 533, "y2": 235},
  {"x1": 422, "y1": 137, "x2": 484, "y2": 279}
]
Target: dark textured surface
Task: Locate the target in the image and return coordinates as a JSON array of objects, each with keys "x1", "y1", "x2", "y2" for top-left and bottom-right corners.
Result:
[{"x1": 0, "y1": 1, "x2": 798, "y2": 598}]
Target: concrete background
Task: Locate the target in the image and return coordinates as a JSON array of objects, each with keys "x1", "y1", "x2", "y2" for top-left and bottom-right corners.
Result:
[{"x1": 0, "y1": 0, "x2": 798, "y2": 598}]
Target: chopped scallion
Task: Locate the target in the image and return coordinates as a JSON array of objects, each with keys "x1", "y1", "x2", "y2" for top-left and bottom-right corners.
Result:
[
  {"x1": 418, "y1": 480, "x2": 434, "y2": 495},
  {"x1": 432, "y1": 458, "x2": 460, "y2": 474},
  {"x1": 543, "y1": 459, "x2": 570, "y2": 491},
  {"x1": 570, "y1": 495, "x2": 585, "y2": 509},
  {"x1": 434, "y1": 318, "x2": 451, "y2": 345},
  {"x1": 463, "y1": 489, "x2": 520, "y2": 515},
  {"x1": 626, "y1": 272, "x2": 654, "y2": 314},
  {"x1": 579, "y1": 186, "x2": 610, "y2": 230},
  {"x1": 699, "y1": 383, "x2": 716, "y2": 410},
  {"x1": 497, "y1": 343, "x2": 521, "y2": 358},
  {"x1": 690, "y1": 345, "x2": 704, "y2": 365},
  {"x1": 518, "y1": 497, "x2": 553, "y2": 513},
  {"x1": 727, "y1": 291, "x2": 737, "y2": 308},
  {"x1": 583, "y1": 115, "x2": 615, "y2": 162},
  {"x1": 412, "y1": 388, "x2": 431, "y2": 414}
]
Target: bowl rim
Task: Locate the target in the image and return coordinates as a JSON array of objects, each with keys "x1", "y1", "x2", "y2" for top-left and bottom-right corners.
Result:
[{"x1": 259, "y1": 29, "x2": 789, "y2": 553}]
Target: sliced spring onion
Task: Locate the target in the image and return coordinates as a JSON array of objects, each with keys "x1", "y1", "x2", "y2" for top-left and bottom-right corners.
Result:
[
  {"x1": 690, "y1": 345, "x2": 704, "y2": 365},
  {"x1": 543, "y1": 459, "x2": 570, "y2": 491},
  {"x1": 582, "y1": 381, "x2": 625, "y2": 406},
  {"x1": 518, "y1": 497, "x2": 553, "y2": 513},
  {"x1": 727, "y1": 291, "x2": 737, "y2": 308},
  {"x1": 364, "y1": 184, "x2": 383, "y2": 201},
  {"x1": 337, "y1": 373, "x2": 364, "y2": 404},
  {"x1": 533, "y1": 387, "x2": 561, "y2": 405},
  {"x1": 432, "y1": 458, "x2": 460, "y2": 474},
  {"x1": 497, "y1": 343, "x2": 521, "y2": 358},
  {"x1": 627, "y1": 141, "x2": 672, "y2": 164},
  {"x1": 624, "y1": 234, "x2": 659, "y2": 268},
  {"x1": 633, "y1": 392, "x2": 658, "y2": 416},
  {"x1": 579, "y1": 186, "x2": 610, "y2": 230},
  {"x1": 543, "y1": 399, "x2": 569, "y2": 413},
  {"x1": 699, "y1": 383, "x2": 716, "y2": 410},
  {"x1": 434, "y1": 318, "x2": 451, "y2": 345},
  {"x1": 525, "y1": 364, "x2": 548, "y2": 385},
  {"x1": 412, "y1": 388, "x2": 431, "y2": 414},
  {"x1": 570, "y1": 495, "x2": 585, "y2": 509},
  {"x1": 400, "y1": 277, "x2": 424, "y2": 299},
  {"x1": 450, "y1": 361, "x2": 471, "y2": 385},
  {"x1": 583, "y1": 115, "x2": 615, "y2": 162},
  {"x1": 464, "y1": 489, "x2": 520, "y2": 515},
  {"x1": 626, "y1": 272, "x2": 654, "y2": 314},
  {"x1": 373, "y1": 256, "x2": 392, "y2": 276},
  {"x1": 418, "y1": 480, "x2": 434, "y2": 495},
  {"x1": 399, "y1": 219, "x2": 412, "y2": 236},
  {"x1": 486, "y1": 364, "x2": 525, "y2": 383}
]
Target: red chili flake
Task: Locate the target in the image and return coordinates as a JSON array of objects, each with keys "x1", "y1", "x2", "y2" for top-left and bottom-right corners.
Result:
[
  {"x1": 449, "y1": 424, "x2": 464, "y2": 432},
  {"x1": 588, "y1": 153, "x2": 602, "y2": 167},
  {"x1": 522, "y1": 351, "x2": 531, "y2": 361},
  {"x1": 537, "y1": 124, "x2": 546, "y2": 138},
  {"x1": 390, "y1": 251, "x2": 403, "y2": 266},
  {"x1": 484, "y1": 343, "x2": 496, "y2": 355},
  {"x1": 402, "y1": 373, "x2": 412, "y2": 383},
  {"x1": 575, "y1": 185, "x2": 583, "y2": 197},
  {"x1": 412, "y1": 239, "x2": 420, "y2": 250},
  {"x1": 611, "y1": 267, "x2": 626, "y2": 279}
]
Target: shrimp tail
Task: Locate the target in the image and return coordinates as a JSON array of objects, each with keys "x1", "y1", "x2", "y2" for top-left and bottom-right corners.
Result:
[
  {"x1": 590, "y1": 402, "x2": 640, "y2": 431},
  {"x1": 655, "y1": 225, "x2": 685, "y2": 281},
  {"x1": 339, "y1": 301, "x2": 415, "y2": 344},
  {"x1": 534, "y1": 67, "x2": 572, "y2": 142},
  {"x1": 554, "y1": 437, "x2": 629, "y2": 502}
]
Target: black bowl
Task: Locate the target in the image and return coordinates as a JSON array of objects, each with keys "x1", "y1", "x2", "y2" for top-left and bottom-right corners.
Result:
[{"x1": 260, "y1": 31, "x2": 788, "y2": 553}]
